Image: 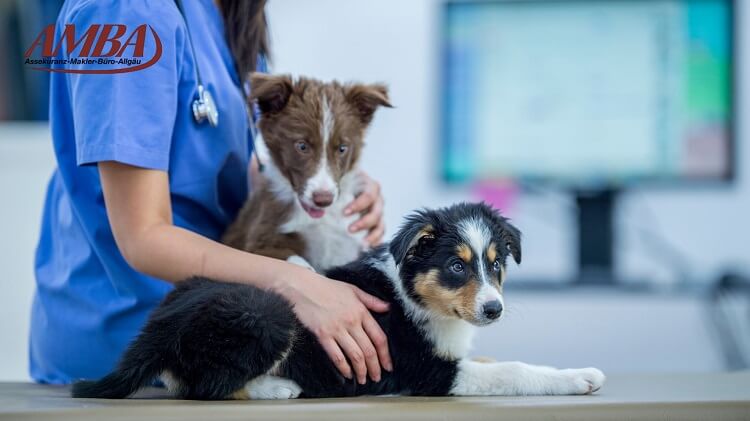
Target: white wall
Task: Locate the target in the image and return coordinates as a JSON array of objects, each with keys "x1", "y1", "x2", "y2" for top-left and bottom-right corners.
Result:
[{"x1": 0, "y1": 123, "x2": 56, "y2": 381}]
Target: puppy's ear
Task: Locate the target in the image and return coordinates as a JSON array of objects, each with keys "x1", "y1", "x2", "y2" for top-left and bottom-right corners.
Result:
[
  {"x1": 501, "y1": 220, "x2": 522, "y2": 265},
  {"x1": 481, "y1": 203, "x2": 522, "y2": 265},
  {"x1": 389, "y1": 210, "x2": 436, "y2": 266},
  {"x1": 250, "y1": 73, "x2": 293, "y2": 114},
  {"x1": 345, "y1": 83, "x2": 393, "y2": 124}
]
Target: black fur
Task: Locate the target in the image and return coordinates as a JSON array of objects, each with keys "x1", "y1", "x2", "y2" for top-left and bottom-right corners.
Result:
[
  {"x1": 390, "y1": 202, "x2": 521, "y2": 266},
  {"x1": 71, "y1": 203, "x2": 520, "y2": 400},
  {"x1": 283, "y1": 251, "x2": 458, "y2": 397},
  {"x1": 73, "y1": 278, "x2": 297, "y2": 399},
  {"x1": 390, "y1": 202, "x2": 521, "y2": 308}
]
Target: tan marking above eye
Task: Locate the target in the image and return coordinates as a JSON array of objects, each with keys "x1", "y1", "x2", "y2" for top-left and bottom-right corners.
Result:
[
  {"x1": 487, "y1": 242, "x2": 497, "y2": 264},
  {"x1": 406, "y1": 225, "x2": 435, "y2": 254},
  {"x1": 419, "y1": 225, "x2": 434, "y2": 238},
  {"x1": 413, "y1": 269, "x2": 480, "y2": 321},
  {"x1": 457, "y1": 243, "x2": 473, "y2": 263}
]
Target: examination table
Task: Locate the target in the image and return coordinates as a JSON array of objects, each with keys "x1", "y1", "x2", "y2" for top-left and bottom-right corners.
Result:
[{"x1": 1, "y1": 371, "x2": 748, "y2": 420}]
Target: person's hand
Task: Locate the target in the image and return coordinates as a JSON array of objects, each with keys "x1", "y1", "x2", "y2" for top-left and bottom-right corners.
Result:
[
  {"x1": 344, "y1": 171, "x2": 385, "y2": 246},
  {"x1": 276, "y1": 267, "x2": 393, "y2": 384}
]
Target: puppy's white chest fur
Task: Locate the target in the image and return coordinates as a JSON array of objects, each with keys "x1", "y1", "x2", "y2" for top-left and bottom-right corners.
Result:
[
  {"x1": 283, "y1": 204, "x2": 364, "y2": 271},
  {"x1": 278, "y1": 171, "x2": 366, "y2": 271}
]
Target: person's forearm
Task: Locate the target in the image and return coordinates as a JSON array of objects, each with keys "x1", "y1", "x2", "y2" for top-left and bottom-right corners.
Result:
[{"x1": 124, "y1": 222, "x2": 306, "y2": 292}]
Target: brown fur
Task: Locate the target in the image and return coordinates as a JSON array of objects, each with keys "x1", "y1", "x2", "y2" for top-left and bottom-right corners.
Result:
[
  {"x1": 413, "y1": 269, "x2": 481, "y2": 321},
  {"x1": 222, "y1": 74, "x2": 391, "y2": 264},
  {"x1": 487, "y1": 242, "x2": 497, "y2": 264},
  {"x1": 457, "y1": 243, "x2": 472, "y2": 263},
  {"x1": 250, "y1": 74, "x2": 390, "y2": 199},
  {"x1": 222, "y1": 178, "x2": 306, "y2": 259}
]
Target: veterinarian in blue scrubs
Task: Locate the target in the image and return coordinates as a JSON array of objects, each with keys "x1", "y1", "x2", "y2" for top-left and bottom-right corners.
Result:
[{"x1": 31, "y1": 0, "x2": 391, "y2": 385}]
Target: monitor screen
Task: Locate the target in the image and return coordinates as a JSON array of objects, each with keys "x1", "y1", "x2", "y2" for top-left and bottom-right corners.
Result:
[{"x1": 440, "y1": 0, "x2": 734, "y2": 186}]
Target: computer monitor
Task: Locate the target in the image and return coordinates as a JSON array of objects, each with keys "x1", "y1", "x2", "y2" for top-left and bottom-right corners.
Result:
[{"x1": 440, "y1": 0, "x2": 736, "y2": 282}]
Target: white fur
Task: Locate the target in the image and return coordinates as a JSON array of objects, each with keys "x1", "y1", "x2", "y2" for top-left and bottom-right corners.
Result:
[
  {"x1": 301, "y1": 93, "x2": 337, "y2": 204},
  {"x1": 302, "y1": 157, "x2": 336, "y2": 204},
  {"x1": 458, "y1": 217, "x2": 504, "y2": 323},
  {"x1": 321, "y1": 94, "x2": 335, "y2": 148},
  {"x1": 366, "y1": 235, "x2": 605, "y2": 396},
  {"x1": 459, "y1": 217, "x2": 492, "y2": 285},
  {"x1": 286, "y1": 255, "x2": 315, "y2": 271},
  {"x1": 245, "y1": 375, "x2": 302, "y2": 400},
  {"x1": 451, "y1": 360, "x2": 605, "y2": 396},
  {"x1": 159, "y1": 370, "x2": 180, "y2": 396},
  {"x1": 475, "y1": 283, "x2": 503, "y2": 323},
  {"x1": 459, "y1": 218, "x2": 491, "y2": 257},
  {"x1": 425, "y1": 317, "x2": 477, "y2": 359},
  {"x1": 262, "y1": 148, "x2": 365, "y2": 271},
  {"x1": 258, "y1": 93, "x2": 366, "y2": 272},
  {"x1": 285, "y1": 171, "x2": 365, "y2": 270}
]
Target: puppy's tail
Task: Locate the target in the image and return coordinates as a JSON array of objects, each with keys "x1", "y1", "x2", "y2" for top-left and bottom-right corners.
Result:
[{"x1": 72, "y1": 350, "x2": 162, "y2": 399}]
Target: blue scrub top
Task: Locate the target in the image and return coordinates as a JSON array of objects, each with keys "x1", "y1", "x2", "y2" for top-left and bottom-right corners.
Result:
[{"x1": 30, "y1": 0, "x2": 261, "y2": 384}]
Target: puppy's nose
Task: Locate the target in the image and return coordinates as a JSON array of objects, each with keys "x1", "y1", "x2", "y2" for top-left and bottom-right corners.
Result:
[
  {"x1": 482, "y1": 300, "x2": 503, "y2": 320},
  {"x1": 312, "y1": 190, "x2": 334, "y2": 207}
]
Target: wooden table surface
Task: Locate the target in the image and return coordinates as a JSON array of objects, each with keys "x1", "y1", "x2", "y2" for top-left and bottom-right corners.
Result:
[{"x1": 1, "y1": 372, "x2": 749, "y2": 420}]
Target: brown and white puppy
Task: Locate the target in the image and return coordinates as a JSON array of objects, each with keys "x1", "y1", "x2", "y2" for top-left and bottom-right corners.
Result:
[{"x1": 223, "y1": 73, "x2": 391, "y2": 271}]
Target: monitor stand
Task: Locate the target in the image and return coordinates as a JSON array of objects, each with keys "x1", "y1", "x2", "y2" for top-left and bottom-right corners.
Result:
[{"x1": 575, "y1": 189, "x2": 617, "y2": 284}]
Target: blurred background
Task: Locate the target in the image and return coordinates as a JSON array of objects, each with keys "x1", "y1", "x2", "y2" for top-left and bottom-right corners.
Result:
[{"x1": 1, "y1": 0, "x2": 748, "y2": 381}]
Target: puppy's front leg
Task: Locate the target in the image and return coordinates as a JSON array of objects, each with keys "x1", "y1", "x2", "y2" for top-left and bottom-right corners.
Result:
[{"x1": 450, "y1": 360, "x2": 605, "y2": 396}]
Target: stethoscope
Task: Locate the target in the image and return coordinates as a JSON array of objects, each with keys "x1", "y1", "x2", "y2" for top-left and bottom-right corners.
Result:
[
  {"x1": 174, "y1": 0, "x2": 264, "y2": 170},
  {"x1": 174, "y1": 0, "x2": 219, "y2": 127}
]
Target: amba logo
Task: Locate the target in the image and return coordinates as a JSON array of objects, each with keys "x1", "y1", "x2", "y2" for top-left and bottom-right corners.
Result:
[{"x1": 25, "y1": 24, "x2": 162, "y2": 74}]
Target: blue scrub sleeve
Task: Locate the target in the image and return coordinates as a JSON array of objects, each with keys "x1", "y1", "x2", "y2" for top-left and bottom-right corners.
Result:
[{"x1": 66, "y1": 0, "x2": 186, "y2": 171}]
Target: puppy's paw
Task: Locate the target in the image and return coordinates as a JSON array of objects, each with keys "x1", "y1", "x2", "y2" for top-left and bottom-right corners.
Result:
[
  {"x1": 246, "y1": 375, "x2": 302, "y2": 400},
  {"x1": 266, "y1": 383, "x2": 302, "y2": 399},
  {"x1": 558, "y1": 367, "x2": 606, "y2": 395}
]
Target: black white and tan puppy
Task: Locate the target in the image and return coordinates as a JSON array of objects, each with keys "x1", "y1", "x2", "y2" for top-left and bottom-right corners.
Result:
[
  {"x1": 223, "y1": 73, "x2": 391, "y2": 272},
  {"x1": 72, "y1": 203, "x2": 605, "y2": 400}
]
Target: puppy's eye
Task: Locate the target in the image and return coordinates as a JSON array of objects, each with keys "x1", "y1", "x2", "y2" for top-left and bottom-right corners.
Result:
[
  {"x1": 450, "y1": 262, "x2": 465, "y2": 273},
  {"x1": 295, "y1": 141, "x2": 310, "y2": 153},
  {"x1": 492, "y1": 259, "x2": 501, "y2": 272},
  {"x1": 338, "y1": 144, "x2": 349, "y2": 154}
]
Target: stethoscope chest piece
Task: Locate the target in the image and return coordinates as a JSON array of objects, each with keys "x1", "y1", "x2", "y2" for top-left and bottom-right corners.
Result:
[{"x1": 193, "y1": 85, "x2": 219, "y2": 127}]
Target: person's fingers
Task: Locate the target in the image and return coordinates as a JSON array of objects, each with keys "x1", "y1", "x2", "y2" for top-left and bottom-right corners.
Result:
[
  {"x1": 351, "y1": 286, "x2": 390, "y2": 313},
  {"x1": 349, "y1": 197, "x2": 383, "y2": 233},
  {"x1": 345, "y1": 190, "x2": 377, "y2": 217},
  {"x1": 336, "y1": 331, "x2": 368, "y2": 384},
  {"x1": 320, "y1": 337, "x2": 352, "y2": 380},
  {"x1": 349, "y1": 326, "x2": 381, "y2": 382},
  {"x1": 345, "y1": 173, "x2": 380, "y2": 216},
  {"x1": 365, "y1": 219, "x2": 385, "y2": 246},
  {"x1": 362, "y1": 314, "x2": 392, "y2": 372}
]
